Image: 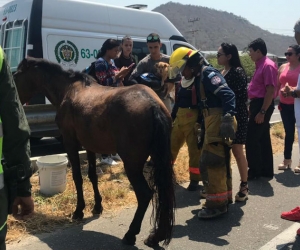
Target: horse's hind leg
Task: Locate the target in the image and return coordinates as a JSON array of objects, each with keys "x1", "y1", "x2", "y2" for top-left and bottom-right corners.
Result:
[
  {"x1": 122, "y1": 164, "x2": 153, "y2": 245},
  {"x1": 86, "y1": 150, "x2": 103, "y2": 215}
]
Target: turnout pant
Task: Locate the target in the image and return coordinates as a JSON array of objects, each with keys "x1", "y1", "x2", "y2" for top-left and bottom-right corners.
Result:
[
  {"x1": 246, "y1": 98, "x2": 274, "y2": 177},
  {"x1": 200, "y1": 142, "x2": 232, "y2": 208},
  {"x1": 200, "y1": 110, "x2": 234, "y2": 209},
  {"x1": 171, "y1": 108, "x2": 201, "y2": 182}
]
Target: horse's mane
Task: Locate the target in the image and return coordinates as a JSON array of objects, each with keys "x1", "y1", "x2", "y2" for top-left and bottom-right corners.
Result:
[{"x1": 27, "y1": 58, "x2": 94, "y2": 87}]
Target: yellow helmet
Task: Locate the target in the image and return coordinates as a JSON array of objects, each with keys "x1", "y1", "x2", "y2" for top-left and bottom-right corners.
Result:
[{"x1": 169, "y1": 47, "x2": 198, "y2": 79}]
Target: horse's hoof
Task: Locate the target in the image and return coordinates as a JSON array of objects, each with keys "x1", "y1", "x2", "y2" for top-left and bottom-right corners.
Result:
[
  {"x1": 122, "y1": 234, "x2": 136, "y2": 245},
  {"x1": 144, "y1": 234, "x2": 159, "y2": 247},
  {"x1": 72, "y1": 211, "x2": 84, "y2": 220},
  {"x1": 92, "y1": 205, "x2": 103, "y2": 215}
]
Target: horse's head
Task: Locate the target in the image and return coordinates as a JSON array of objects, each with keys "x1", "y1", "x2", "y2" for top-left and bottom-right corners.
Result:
[{"x1": 13, "y1": 58, "x2": 46, "y2": 105}]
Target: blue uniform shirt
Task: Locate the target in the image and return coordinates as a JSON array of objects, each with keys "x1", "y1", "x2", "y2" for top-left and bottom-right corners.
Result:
[{"x1": 196, "y1": 66, "x2": 236, "y2": 116}]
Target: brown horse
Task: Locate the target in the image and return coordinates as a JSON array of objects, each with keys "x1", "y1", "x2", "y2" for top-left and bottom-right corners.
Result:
[{"x1": 14, "y1": 58, "x2": 175, "y2": 247}]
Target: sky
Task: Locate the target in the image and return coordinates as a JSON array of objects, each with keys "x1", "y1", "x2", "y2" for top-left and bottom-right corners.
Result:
[{"x1": 0, "y1": 0, "x2": 299, "y2": 36}]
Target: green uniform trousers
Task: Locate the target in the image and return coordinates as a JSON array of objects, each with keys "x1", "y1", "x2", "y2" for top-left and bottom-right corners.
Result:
[
  {"x1": 0, "y1": 186, "x2": 7, "y2": 250},
  {"x1": 171, "y1": 108, "x2": 201, "y2": 181}
]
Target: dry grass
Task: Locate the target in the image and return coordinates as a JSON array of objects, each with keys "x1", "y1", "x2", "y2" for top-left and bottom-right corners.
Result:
[{"x1": 6, "y1": 122, "x2": 291, "y2": 243}]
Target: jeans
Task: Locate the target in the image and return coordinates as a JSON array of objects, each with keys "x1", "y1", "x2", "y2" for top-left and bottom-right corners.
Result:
[
  {"x1": 279, "y1": 102, "x2": 295, "y2": 159},
  {"x1": 246, "y1": 98, "x2": 274, "y2": 177}
]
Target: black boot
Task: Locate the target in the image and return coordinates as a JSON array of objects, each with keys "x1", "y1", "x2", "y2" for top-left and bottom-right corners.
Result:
[{"x1": 187, "y1": 180, "x2": 199, "y2": 191}]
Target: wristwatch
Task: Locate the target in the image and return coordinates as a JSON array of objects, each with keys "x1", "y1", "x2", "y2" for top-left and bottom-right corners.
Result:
[
  {"x1": 291, "y1": 90, "x2": 298, "y2": 98},
  {"x1": 260, "y1": 109, "x2": 266, "y2": 115}
]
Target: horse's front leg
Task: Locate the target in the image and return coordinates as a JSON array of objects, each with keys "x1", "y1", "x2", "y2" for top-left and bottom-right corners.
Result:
[
  {"x1": 122, "y1": 164, "x2": 153, "y2": 245},
  {"x1": 64, "y1": 137, "x2": 85, "y2": 220},
  {"x1": 86, "y1": 150, "x2": 103, "y2": 215}
]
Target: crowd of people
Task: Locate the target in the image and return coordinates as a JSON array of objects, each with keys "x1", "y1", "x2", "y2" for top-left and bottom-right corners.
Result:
[{"x1": 1, "y1": 16, "x2": 300, "y2": 250}]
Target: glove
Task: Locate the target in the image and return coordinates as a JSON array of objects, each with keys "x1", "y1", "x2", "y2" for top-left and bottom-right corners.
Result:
[{"x1": 220, "y1": 113, "x2": 236, "y2": 141}]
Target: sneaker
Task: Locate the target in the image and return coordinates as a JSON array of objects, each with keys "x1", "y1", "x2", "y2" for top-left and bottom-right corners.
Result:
[
  {"x1": 281, "y1": 207, "x2": 300, "y2": 221},
  {"x1": 198, "y1": 206, "x2": 227, "y2": 219},
  {"x1": 199, "y1": 189, "x2": 207, "y2": 199},
  {"x1": 187, "y1": 180, "x2": 199, "y2": 191},
  {"x1": 297, "y1": 227, "x2": 300, "y2": 236},
  {"x1": 100, "y1": 157, "x2": 118, "y2": 166},
  {"x1": 111, "y1": 153, "x2": 122, "y2": 161},
  {"x1": 235, "y1": 183, "x2": 249, "y2": 202},
  {"x1": 278, "y1": 159, "x2": 292, "y2": 170}
]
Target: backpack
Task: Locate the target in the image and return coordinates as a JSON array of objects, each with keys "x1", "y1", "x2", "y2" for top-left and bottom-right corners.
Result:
[
  {"x1": 83, "y1": 61, "x2": 98, "y2": 83},
  {"x1": 83, "y1": 60, "x2": 109, "y2": 84}
]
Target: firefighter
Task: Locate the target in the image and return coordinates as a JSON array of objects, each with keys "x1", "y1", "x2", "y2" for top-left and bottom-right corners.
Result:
[
  {"x1": 0, "y1": 46, "x2": 34, "y2": 250},
  {"x1": 169, "y1": 47, "x2": 236, "y2": 219},
  {"x1": 170, "y1": 71, "x2": 202, "y2": 191}
]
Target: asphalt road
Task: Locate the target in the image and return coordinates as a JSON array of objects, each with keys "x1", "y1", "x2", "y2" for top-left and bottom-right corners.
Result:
[{"x1": 7, "y1": 144, "x2": 300, "y2": 250}]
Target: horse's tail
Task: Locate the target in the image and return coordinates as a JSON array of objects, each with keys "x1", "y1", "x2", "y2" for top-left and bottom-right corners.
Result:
[{"x1": 150, "y1": 105, "x2": 175, "y2": 245}]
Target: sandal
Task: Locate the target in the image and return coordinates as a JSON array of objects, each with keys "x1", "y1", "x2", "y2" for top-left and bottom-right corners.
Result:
[
  {"x1": 235, "y1": 182, "x2": 249, "y2": 202},
  {"x1": 278, "y1": 159, "x2": 292, "y2": 170},
  {"x1": 295, "y1": 163, "x2": 300, "y2": 173}
]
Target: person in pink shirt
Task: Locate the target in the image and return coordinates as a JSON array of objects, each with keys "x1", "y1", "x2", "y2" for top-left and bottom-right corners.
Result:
[
  {"x1": 246, "y1": 38, "x2": 277, "y2": 180},
  {"x1": 277, "y1": 45, "x2": 300, "y2": 171},
  {"x1": 280, "y1": 20, "x2": 300, "y2": 237}
]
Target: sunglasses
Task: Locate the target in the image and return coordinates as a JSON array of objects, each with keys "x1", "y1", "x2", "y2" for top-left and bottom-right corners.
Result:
[
  {"x1": 217, "y1": 53, "x2": 225, "y2": 58},
  {"x1": 147, "y1": 35, "x2": 160, "y2": 42},
  {"x1": 284, "y1": 52, "x2": 294, "y2": 56}
]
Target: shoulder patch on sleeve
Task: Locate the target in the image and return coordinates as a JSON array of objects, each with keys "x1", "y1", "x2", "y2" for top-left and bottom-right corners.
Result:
[
  {"x1": 207, "y1": 72, "x2": 216, "y2": 78},
  {"x1": 211, "y1": 75, "x2": 222, "y2": 85}
]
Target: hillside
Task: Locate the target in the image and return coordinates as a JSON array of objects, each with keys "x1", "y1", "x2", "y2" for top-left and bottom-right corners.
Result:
[{"x1": 153, "y1": 2, "x2": 295, "y2": 56}]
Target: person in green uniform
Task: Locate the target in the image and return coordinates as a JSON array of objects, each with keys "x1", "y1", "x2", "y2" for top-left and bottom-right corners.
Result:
[{"x1": 0, "y1": 46, "x2": 34, "y2": 250}]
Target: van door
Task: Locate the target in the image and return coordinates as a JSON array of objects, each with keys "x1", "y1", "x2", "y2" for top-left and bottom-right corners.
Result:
[{"x1": 45, "y1": 33, "x2": 117, "y2": 71}]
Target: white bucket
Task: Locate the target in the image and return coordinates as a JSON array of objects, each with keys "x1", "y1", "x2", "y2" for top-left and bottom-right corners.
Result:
[{"x1": 36, "y1": 155, "x2": 68, "y2": 195}]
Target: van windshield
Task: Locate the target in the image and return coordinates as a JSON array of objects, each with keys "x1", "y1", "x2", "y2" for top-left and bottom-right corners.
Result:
[
  {"x1": 129, "y1": 41, "x2": 167, "y2": 63},
  {"x1": 1, "y1": 19, "x2": 27, "y2": 72}
]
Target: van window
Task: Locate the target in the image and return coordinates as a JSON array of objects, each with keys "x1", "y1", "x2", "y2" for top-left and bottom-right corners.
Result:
[
  {"x1": 118, "y1": 40, "x2": 167, "y2": 63},
  {"x1": 173, "y1": 44, "x2": 193, "y2": 51},
  {"x1": 2, "y1": 20, "x2": 27, "y2": 72}
]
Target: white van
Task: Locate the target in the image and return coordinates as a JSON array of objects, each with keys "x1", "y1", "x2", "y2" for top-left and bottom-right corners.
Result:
[{"x1": 0, "y1": 0, "x2": 195, "y2": 138}]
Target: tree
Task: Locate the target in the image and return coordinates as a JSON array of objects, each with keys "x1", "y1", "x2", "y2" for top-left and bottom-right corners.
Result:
[{"x1": 207, "y1": 54, "x2": 255, "y2": 79}]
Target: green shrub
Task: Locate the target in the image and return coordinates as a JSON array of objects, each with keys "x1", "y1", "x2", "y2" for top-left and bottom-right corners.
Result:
[{"x1": 207, "y1": 54, "x2": 255, "y2": 79}]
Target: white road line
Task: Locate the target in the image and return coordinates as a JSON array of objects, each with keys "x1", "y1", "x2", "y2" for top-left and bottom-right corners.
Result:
[{"x1": 259, "y1": 223, "x2": 299, "y2": 250}]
